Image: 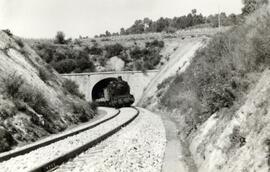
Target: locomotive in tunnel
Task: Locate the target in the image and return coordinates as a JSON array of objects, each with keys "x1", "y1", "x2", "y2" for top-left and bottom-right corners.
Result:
[{"x1": 92, "y1": 76, "x2": 135, "y2": 108}]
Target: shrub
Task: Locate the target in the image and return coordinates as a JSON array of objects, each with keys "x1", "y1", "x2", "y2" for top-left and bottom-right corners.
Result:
[
  {"x1": 76, "y1": 53, "x2": 96, "y2": 72},
  {"x1": 145, "y1": 40, "x2": 164, "y2": 48},
  {"x1": 2, "y1": 73, "x2": 24, "y2": 98},
  {"x1": 2, "y1": 29, "x2": 13, "y2": 36},
  {"x1": 130, "y1": 47, "x2": 143, "y2": 60},
  {"x1": 86, "y1": 45, "x2": 103, "y2": 55},
  {"x1": 18, "y1": 87, "x2": 49, "y2": 116},
  {"x1": 51, "y1": 59, "x2": 77, "y2": 73},
  {"x1": 157, "y1": 76, "x2": 174, "y2": 90},
  {"x1": 0, "y1": 128, "x2": 17, "y2": 152},
  {"x1": 105, "y1": 43, "x2": 124, "y2": 58},
  {"x1": 101, "y1": 38, "x2": 111, "y2": 41},
  {"x1": 251, "y1": 13, "x2": 270, "y2": 68},
  {"x1": 54, "y1": 31, "x2": 66, "y2": 44},
  {"x1": 13, "y1": 99, "x2": 27, "y2": 111},
  {"x1": 15, "y1": 38, "x2": 24, "y2": 48},
  {"x1": 229, "y1": 126, "x2": 246, "y2": 147},
  {"x1": 165, "y1": 27, "x2": 177, "y2": 33},
  {"x1": 63, "y1": 79, "x2": 85, "y2": 99},
  {"x1": 2, "y1": 73, "x2": 54, "y2": 125},
  {"x1": 34, "y1": 44, "x2": 96, "y2": 74},
  {"x1": 97, "y1": 56, "x2": 107, "y2": 67},
  {"x1": 242, "y1": 0, "x2": 268, "y2": 15},
  {"x1": 264, "y1": 138, "x2": 270, "y2": 166},
  {"x1": 89, "y1": 101, "x2": 97, "y2": 112},
  {"x1": 39, "y1": 68, "x2": 51, "y2": 82},
  {"x1": 130, "y1": 46, "x2": 162, "y2": 70},
  {"x1": 35, "y1": 43, "x2": 55, "y2": 63},
  {"x1": 0, "y1": 102, "x2": 17, "y2": 120},
  {"x1": 72, "y1": 102, "x2": 95, "y2": 122}
]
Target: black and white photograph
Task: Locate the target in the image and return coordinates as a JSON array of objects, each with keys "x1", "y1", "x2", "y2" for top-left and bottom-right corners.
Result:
[{"x1": 0, "y1": 0, "x2": 269, "y2": 171}]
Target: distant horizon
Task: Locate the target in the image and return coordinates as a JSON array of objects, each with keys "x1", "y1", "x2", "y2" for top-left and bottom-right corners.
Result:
[{"x1": 0, "y1": 0, "x2": 243, "y2": 38}]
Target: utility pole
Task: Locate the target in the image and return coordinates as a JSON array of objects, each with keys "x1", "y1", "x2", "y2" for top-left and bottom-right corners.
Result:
[
  {"x1": 218, "y1": 12, "x2": 221, "y2": 30},
  {"x1": 218, "y1": 1, "x2": 221, "y2": 31}
]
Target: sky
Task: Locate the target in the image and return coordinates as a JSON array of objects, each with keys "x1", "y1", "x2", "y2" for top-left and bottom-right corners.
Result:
[{"x1": 0, "y1": 0, "x2": 243, "y2": 38}]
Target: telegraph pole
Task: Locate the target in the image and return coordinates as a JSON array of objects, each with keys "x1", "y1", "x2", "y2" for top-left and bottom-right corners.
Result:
[{"x1": 218, "y1": 0, "x2": 221, "y2": 31}]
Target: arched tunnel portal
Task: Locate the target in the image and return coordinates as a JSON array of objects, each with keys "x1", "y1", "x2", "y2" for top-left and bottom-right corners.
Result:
[
  {"x1": 91, "y1": 77, "x2": 118, "y2": 101},
  {"x1": 61, "y1": 70, "x2": 159, "y2": 104}
]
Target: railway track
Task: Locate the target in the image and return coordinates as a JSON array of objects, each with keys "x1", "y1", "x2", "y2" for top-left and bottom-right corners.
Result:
[
  {"x1": 54, "y1": 107, "x2": 166, "y2": 172},
  {"x1": 0, "y1": 107, "x2": 139, "y2": 172},
  {"x1": 0, "y1": 107, "x2": 120, "y2": 163}
]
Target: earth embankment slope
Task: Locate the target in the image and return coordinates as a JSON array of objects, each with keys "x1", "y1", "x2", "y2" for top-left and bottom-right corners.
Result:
[
  {"x1": 0, "y1": 31, "x2": 95, "y2": 152},
  {"x1": 140, "y1": 5, "x2": 270, "y2": 172},
  {"x1": 188, "y1": 69, "x2": 270, "y2": 172},
  {"x1": 138, "y1": 37, "x2": 205, "y2": 106}
]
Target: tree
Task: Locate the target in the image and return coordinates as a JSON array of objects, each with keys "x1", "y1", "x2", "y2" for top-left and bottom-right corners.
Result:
[
  {"x1": 112, "y1": 32, "x2": 119, "y2": 36},
  {"x1": 242, "y1": 0, "x2": 268, "y2": 15},
  {"x1": 105, "y1": 43, "x2": 124, "y2": 58},
  {"x1": 207, "y1": 14, "x2": 219, "y2": 27},
  {"x1": 193, "y1": 13, "x2": 205, "y2": 26},
  {"x1": 51, "y1": 59, "x2": 76, "y2": 73},
  {"x1": 228, "y1": 14, "x2": 237, "y2": 25},
  {"x1": 105, "y1": 30, "x2": 111, "y2": 37},
  {"x1": 156, "y1": 17, "x2": 169, "y2": 32},
  {"x1": 127, "y1": 20, "x2": 145, "y2": 34},
  {"x1": 186, "y1": 14, "x2": 194, "y2": 27},
  {"x1": 191, "y1": 9, "x2": 197, "y2": 16},
  {"x1": 120, "y1": 28, "x2": 126, "y2": 35},
  {"x1": 143, "y1": 17, "x2": 152, "y2": 31},
  {"x1": 54, "y1": 31, "x2": 66, "y2": 44}
]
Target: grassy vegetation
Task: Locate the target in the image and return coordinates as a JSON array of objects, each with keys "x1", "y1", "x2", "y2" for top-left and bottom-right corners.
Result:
[
  {"x1": 0, "y1": 31, "x2": 99, "y2": 151},
  {"x1": 14, "y1": 38, "x2": 24, "y2": 48},
  {"x1": 39, "y1": 67, "x2": 52, "y2": 83},
  {"x1": 63, "y1": 79, "x2": 85, "y2": 99},
  {"x1": 2, "y1": 73, "x2": 24, "y2": 98},
  {"x1": 1, "y1": 72, "x2": 94, "y2": 134},
  {"x1": 104, "y1": 43, "x2": 125, "y2": 58},
  {"x1": 33, "y1": 43, "x2": 96, "y2": 73},
  {"x1": 2, "y1": 74, "x2": 96, "y2": 135},
  {"x1": 156, "y1": 6, "x2": 270, "y2": 131},
  {"x1": 0, "y1": 128, "x2": 17, "y2": 152},
  {"x1": 126, "y1": 40, "x2": 164, "y2": 71},
  {"x1": 72, "y1": 101, "x2": 96, "y2": 122},
  {"x1": 2, "y1": 73, "x2": 54, "y2": 133}
]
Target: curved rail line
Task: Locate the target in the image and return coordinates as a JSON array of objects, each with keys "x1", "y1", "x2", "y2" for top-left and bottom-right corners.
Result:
[
  {"x1": 30, "y1": 107, "x2": 139, "y2": 172},
  {"x1": 0, "y1": 108, "x2": 121, "y2": 162}
]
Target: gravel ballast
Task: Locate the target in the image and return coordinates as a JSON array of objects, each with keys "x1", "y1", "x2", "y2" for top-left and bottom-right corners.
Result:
[
  {"x1": 0, "y1": 107, "x2": 118, "y2": 161},
  {"x1": 55, "y1": 107, "x2": 166, "y2": 172},
  {"x1": 0, "y1": 108, "x2": 137, "y2": 172}
]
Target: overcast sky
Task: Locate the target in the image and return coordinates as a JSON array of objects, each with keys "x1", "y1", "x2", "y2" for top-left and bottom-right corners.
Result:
[{"x1": 0, "y1": 0, "x2": 243, "y2": 38}]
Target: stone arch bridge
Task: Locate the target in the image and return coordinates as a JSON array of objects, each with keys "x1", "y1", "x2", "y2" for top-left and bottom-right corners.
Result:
[{"x1": 61, "y1": 70, "x2": 158, "y2": 104}]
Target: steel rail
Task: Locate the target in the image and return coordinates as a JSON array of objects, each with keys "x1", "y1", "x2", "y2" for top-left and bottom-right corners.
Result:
[
  {"x1": 30, "y1": 107, "x2": 139, "y2": 172},
  {"x1": 0, "y1": 108, "x2": 121, "y2": 162}
]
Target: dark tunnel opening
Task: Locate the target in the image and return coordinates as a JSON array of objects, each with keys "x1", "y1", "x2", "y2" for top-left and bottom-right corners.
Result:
[{"x1": 92, "y1": 78, "x2": 118, "y2": 101}]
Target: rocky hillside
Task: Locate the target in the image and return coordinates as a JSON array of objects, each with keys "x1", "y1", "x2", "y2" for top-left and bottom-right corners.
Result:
[
  {"x1": 0, "y1": 30, "x2": 96, "y2": 152},
  {"x1": 141, "y1": 5, "x2": 270, "y2": 172}
]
